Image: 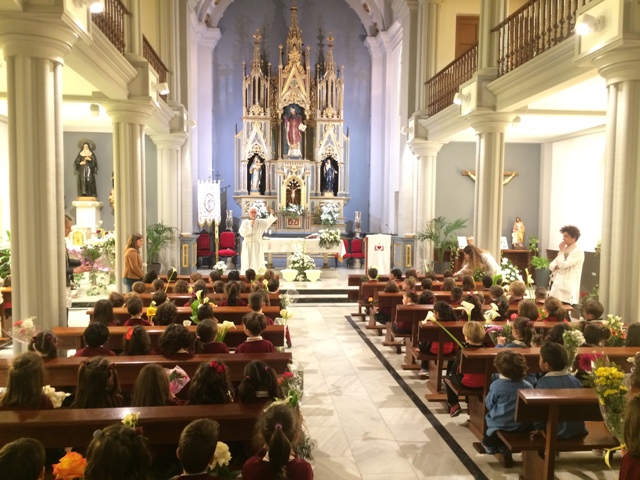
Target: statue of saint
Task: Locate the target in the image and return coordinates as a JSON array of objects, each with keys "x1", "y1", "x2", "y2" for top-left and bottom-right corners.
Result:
[
  {"x1": 74, "y1": 142, "x2": 98, "y2": 198},
  {"x1": 512, "y1": 217, "x2": 525, "y2": 248},
  {"x1": 323, "y1": 158, "x2": 337, "y2": 193},
  {"x1": 285, "y1": 106, "x2": 302, "y2": 157},
  {"x1": 249, "y1": 158, "x2": 263, "y2": 193}
]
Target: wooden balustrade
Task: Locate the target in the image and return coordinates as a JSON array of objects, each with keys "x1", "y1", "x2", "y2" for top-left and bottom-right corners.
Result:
[
  {"x1": 492, "y1": 0, "x2": 590, "y2": 77},
  {"x1": 425, "y1": 44, "x2": 477, "y2": 117},
  {"x1": 92, "y1": 0, "x2": 129, "y2": 55},
  {"x1": 143, "y1": 35, "x2": 170, "y2": 101}
]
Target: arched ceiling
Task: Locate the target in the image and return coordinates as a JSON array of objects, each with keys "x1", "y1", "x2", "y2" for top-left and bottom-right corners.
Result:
[{"x1": 194, "y1": 0, "x2": 394, "y2": 36}]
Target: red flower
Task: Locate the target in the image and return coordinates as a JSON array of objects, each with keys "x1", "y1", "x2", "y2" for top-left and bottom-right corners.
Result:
[
  {"x1": 509, "y1": 313, "x2": 517, "y2": 321},
  {"x1": 578, "y1": 353, "x2": 602, "y2": 372},
  {"x1": 12, "y1": 320, "x2": 22, "y2": 327},
  {"x1": 580, "y1": 291, "x2": 588, "y2": 298},
  {"x1": 282, "y1": 371, "x2": 294, "y2": 379}
]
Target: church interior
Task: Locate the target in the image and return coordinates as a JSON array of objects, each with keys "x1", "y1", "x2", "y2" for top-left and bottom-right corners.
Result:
[{"x1": 0, "y1": 0, "x2": 639, "y2": 478}]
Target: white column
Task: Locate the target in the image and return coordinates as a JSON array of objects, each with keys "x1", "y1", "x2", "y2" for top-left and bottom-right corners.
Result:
[
  {"x1": 150, "y1": 132, "x2": 188, "y2": 269},
  {"x1": 469, "y1": 113, "x2": 514, "y2": 261},
  {"x1": 103, "y1": 100, "x2": 153, "y2": 291},
  {"x1": 408, "y1": 140, "x2": 443, "y2": 270},
  {"x1": 0, "y1": 18, "x2": 77, "y2": 330},
  {"x1": 477, "y1": 0, "x2": 504, "y2": 72},
  {"x1": 593, "y1": 49, "x2": 640, "y2": 321},
  {"x1": 126, "y1": 0, "x2": 143, "y2": 57}
]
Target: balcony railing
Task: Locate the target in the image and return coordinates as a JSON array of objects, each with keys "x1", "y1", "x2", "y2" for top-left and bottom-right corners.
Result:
[
  {"x1": 492, "y1": 0, "x2": 590, "y2": 76},
  {"x1": 143, "y1": 35, "x2": 169, "y2": 101},
  {"x1": 425, "y1": 44, "x2": 478, "y2": 117},
  {"x1": 92, "y1": 0, "x2": 129, "y2": 55}
]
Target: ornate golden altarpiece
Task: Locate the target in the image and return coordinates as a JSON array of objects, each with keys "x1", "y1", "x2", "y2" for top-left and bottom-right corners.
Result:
[{"x1": 233, "y1": 0, "x2": 350, "y2": 232}]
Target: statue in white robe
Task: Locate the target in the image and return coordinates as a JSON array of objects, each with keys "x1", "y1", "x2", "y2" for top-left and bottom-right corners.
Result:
[{"x1": 239, "y1": 206, "x2": 276, "y2": 271}]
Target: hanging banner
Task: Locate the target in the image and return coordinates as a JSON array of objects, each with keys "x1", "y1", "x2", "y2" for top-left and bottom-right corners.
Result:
[{"x1": 197, "y1": 180, "x2": 221, "y2": 227}]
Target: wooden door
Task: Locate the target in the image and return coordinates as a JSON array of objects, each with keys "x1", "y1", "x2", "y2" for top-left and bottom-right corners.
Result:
[{"x1": 455, "y1": 15, "x2": 479, "y2": 58}]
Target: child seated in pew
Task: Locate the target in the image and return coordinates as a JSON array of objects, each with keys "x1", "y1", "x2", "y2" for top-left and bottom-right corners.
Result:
[
  {"x1": 390, "y1": 268, "x2": 403, "y2": 282},
  {"x1": 0, "y1": 352, "x2": 54, "y2": 410},
  {"x1": 154, "y1": 302, "x2": 178, "y2": 326},
  {"x1": 508, "y1": 280, "x2": 526, "y2": 305},
  {"x1": 518, "y1": 300, "x2": 540, "y2": 322},
  {"x1": 402, "y1": 276, "x2": 417, "y2": 292},
  {"x1": 196, "y1": 303, "x2": 216, "y2": 324},
  {"x1": 28, "y1": 330, "x2": 58, "y2": 359},
  {"x1": 626, "y1": 323, "x2": 640, "y2": 348},
  {"x1": 532, "y1": 342, "x2": 587, "y2": 439},
  {"x1": 481, "y1": 350, "x2": 533, "y2": 455},
  {"x1": 580, "y1": 321, "x2": 611, "y2": 347},
  {"x1": 74, "y1": 323, "x2": 116, "y2": 357},
  {"x1": 190, "y1": 272, "x2": 203, "y2": 283},
  {"x1": 449, "y1": 287, "x2": 463, "y2": 307},
  {"x1": 445, "y1": 321, "x2": 487, "y2": 417},
  {"x1": 267, "y1": 278, "x2": 280, "y2": 293},
  {"x1": 496, "y1": 317, "x2": 535, "y2": 349},
  {"x1": 122, "y1": 326, "x2": 151, "y2": 355},
  {"x1": 365, "y1": 267, "x2": 378, "y2": 282},
  {"x1": 481, "y1": 275, "x2": 493, "y2": 290},
  {"x1": 209, "y1": 270, "x2": 222, "y2": 283},
  {"x1": 151, "y1": 290, "x2": 168, "y2": 307},
  {"x1": 461, "y1": 275, "x2": 475, "y2": 292},
  {"x1": 167, "y1": 266, "x2": 178, "y2": 283},
  {"x1": 418, "y1": 301, "x2": 458, "y2": 378},
  {"x1": 242, "y1": 403, "x2": 313, "y2": 480},
  {"x1": 175, "y1": 418, "x2": 221, "y2": 480},
  {"x1": 218, "y1": 281, "x2": 247, "y2": 307},
  {"x1": 441, "y1": 277, "x2": 455, "y2": 292},
  {"x1": 131, "y1": 364, "x2": 183, "y2": 407},
  {"x1": 175, "y1": 279, "x2": 190, "y2": 294},
  {"x1": 0, "y1": 438, "x2": 46, "y2": 480},
  {"x1": 157, "y1": 324, "x2": 194, "y2": 357},
  {"x1": 443, "y1": 269, "x2": 453, "y2": 278},
  {"x1": 184, "y1": 280, "x2": 207, "y2": 307},
  {"x1": 250, "y1": 291, "x2": 291, "y2": 347},
  {"x1": 543, "y1": 296, "x2": 569, "y2": 322},
  {"x1": 390, "y1": 290, "x2": 419, "y2": 336},
  {"x1": 581, "y1": 299, "x2": 604, "y2": 322},
  {"x1": 237, "y1": 360, "x2": 283, "y2": 404},
  {"x1": 108, "y1": 291, "x2": 125, "y2": 308},
  {"x1": 123, "y1": 296, "x2": 151, "y2": 327},
  {"x1": 421, "y1": 278, "x2": 433, "y2": 291},
  {"x1": 620, "y1": 395, "x2": 640, "y2": 480},
  {"x1": 418, "y1": 289, "x2": 435, "y2": 305},
  {"x1": 194, "y1": 319, "x2": 230, "y2": 354},
  {"x1": 143, "y1": 270, "x2": 158, "y2": 284},
  {"x1": 545, "y1": 323, "x2": 571, "y2": 345},
  {"x1": 71, "y1": 356, "x2": 124, "y2": 408},
  {"x1": 131, "y1": 281, "x2": 147, "y2": 294},
  {"x1": 236, "y1": 313, "x2": 276, "y2": 353},
  {"x1": 151, "y1": 278, "x2": 165, "y2": 292},
  {"x1": 93, "y1": 298, "x2": 119, "y2": 326},
  {"x1": 534, "y1": 286, "x2": 548, "y2": 306},
  {"x1": 374, "y1": 281, "x2": 400, "y2": 324},
  {"x1": 245, "y1": 268, "x2": 257, "y2": 284},
  {"x1": 213, "y1": 280, "x2": 225, "y2": 294},
  {"x1": 405, "y1": 269, "x2": 418, "y2": 280},
  {"x1": 227, "y1": 270, "x2": 241, "y2": 281},
  {"x1": 84, "y1": 423, "x2": 151, "y2": 480},
  {"x1": 458, "y1": 294, "x2": 484, "y2": 322},
  {"x1": 188, "y1": 360, "x2": 234, "y2": 405},
  {"x1": 488, "y1": 286, "x2": 509, "y2": 321}
]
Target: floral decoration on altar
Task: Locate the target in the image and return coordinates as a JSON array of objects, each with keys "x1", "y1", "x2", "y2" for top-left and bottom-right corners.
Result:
[
  {"x1": 320, "y1": 201, "x2": 340, "y2": 225},
  {"x1": 69, "y1": 231, "x2": 116, "y2": 295},
  {"x1": 212, "y1": 260, "x2": 227, "y2": 275},
  {"x1": 282, "y1": 203, "x2": 305, "y2": 220},
  {"x1": 318, "y1": 228, "x2": 341, "y2": 249},
  {"x1": 496, "y1": 257, "x2": 522, "y2": 285},
  {"x1": 288, "y1": 245, "x2": 315, "y2": 282},
  {"x1": 248, "y1": 200, "x2": 269, "y2": 219}
]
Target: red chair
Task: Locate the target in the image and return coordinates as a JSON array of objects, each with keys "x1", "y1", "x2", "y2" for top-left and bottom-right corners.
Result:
[
  {"x1": 218, "y1": 231, "x2": 238, "y2": 266},
  {"x1": 196, "y1": 231, "x2": 214, "y2": 268},
  {"x1": 335, "y1": 238, "x2": 352, "y2": 268},
  {"x1": 350, "y1": 238, "x2": 365, "y2": 268}
]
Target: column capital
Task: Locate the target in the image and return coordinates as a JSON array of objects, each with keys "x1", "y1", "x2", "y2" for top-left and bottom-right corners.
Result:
[
  {"x1": 0, "y1": 17, "x2": 77, "y2": 62},
  {"x1": 103, "y1": 97, "x2": 155, "y2": 125},
  {"x1": 591, "y1": 46, "x2": 640, "y2": 84},
  {"x1": 150, "y1": 132, "x2": 189, "y2": 150},
  {"x1": 407, "y1": 139, "x2": 443, "y2": 159},
  {"x1": 468, "y1": 112, "x2": 516, "y2": 134}
]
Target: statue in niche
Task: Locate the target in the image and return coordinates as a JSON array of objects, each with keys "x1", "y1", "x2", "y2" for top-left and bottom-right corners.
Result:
[
  {"x1": 321, "y1": 157, "x2": 339, "y2": 196},
  {"x1": 284, "y1": 104, "x2": 304, "y2": 158},
  {"x1": 74, "y1": 140, "x2": 98, "y2": 198},
  {"x1": 247, "y1": 154, "x2": 265, "y2": 195}
]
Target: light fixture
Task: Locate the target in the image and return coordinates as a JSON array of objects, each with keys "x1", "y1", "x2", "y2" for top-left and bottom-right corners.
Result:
[
  {"x1": 74, "y1": 0, "x2": 104, "y2": 14},
  {"x1": 187, "y1": 119, "x2": 197, "y2": 129},
  {"x1": 400, "y1": 126, "x2": 409, "y2": 136},
  {"x1": 89, "y1": 103, "x2": 100, "y2": 117},
  {"x1": 453, "y1": 92, "x2": 469, "y2": 105},
  {"x1": 157, "y1": 82, "x2": 170, "y2": 95},
  {"x1": 576, "y1": 14, "x2": 603, "y2": 35},
  {"x1": 511, "y1": 115, "x2": 521, "y2": 127}
]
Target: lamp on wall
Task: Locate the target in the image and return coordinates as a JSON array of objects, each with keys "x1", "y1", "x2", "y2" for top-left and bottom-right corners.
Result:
[
  {"x1": 89, "y1": 103, "x2": 100, "y2": 117},
  {"x1": 453, "y1": 92, "x2": 469, "y2": 105},
  {"x1": 576, "y1": 14, "x2": 603, "y2": 35},
  {"x1": 400, "y1": 126, "x2": 409, "y2": 136},
  {"x1": 75, "y1": 0, "x2": 105, "y2": 13},
  {"x1": 157, "y1": 82, "x2": 170, "y2": 95}
]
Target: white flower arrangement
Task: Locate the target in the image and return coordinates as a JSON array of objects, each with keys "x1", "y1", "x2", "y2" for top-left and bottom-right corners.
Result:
[
  {"x1": 288, "y1": 244, "x2": 316, "y2": 281},
  {"x1": 212, "y1": 261, "x2": 227, "y2": 275},
  {"x1": 284, "y1": 203, "x2": 305, "y2": 219},
  {"x1": 320, "y1": 201, "x2": 340, "y2": 225},
  {"x1": 42, "y1": 385, "x2": 70, "y2": 408},
  {"x1": 210, "y1": 441, "x2": 232, "y2": 469},
  {"x1": 562, "y1": 329, "x2": 585, "y2": 372},
  {"x1": 249, "y1": 200, "x2": 269, "y2": 219},
  {"x1": 280, "y1": 293, "x2": 292, "y2": 308},
  {"x1": 499, "y1": 257, "x2": 522, "y2": 284},
  {"x1": 318, "y1": 229, "x2": 341, "y2": 249}
]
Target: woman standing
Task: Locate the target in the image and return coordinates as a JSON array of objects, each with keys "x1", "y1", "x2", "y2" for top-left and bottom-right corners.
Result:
[{"x1": 123, "y1": 233, "x2": 144, "y2": 292}]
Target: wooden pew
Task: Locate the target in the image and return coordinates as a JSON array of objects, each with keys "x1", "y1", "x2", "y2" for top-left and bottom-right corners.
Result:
[
  {"x1": 497, "y1": 389, "x2": 618, "y2": 480},
  {"x1": 0, "y1": 403, "x2": 265, "y2": 448},
  {"x1": 87, "y1": 306, "x2": 282, "y2": 325},
  {"x1": 159, "y1": 274, "x2": 278, "y2": 282},
  {"x1": 52, "y1": 325, "x2": 286, "y2": 351},
  {"x1": 0, "y1": 353, "x2": 292, "y2": 388},
  {"x1": 137, "y1": 292, "x2": 280, "y2": 307}
]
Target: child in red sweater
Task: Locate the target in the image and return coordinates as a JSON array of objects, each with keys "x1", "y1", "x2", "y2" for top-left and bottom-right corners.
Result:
[
  {"x1": 123, "y1": 296, "x2": 151, "y2": 326},
  {"x1": 235, "y1": 313, "x2": 276, "y2": 353},
  {"x1": 74, "y1": 323, "x2": 116, "y2": 357}
]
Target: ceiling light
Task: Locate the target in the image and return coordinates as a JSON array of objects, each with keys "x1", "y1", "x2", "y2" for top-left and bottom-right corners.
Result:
[
  {"x1": 453, "y1": 92, "x2": 469, "y2": 105},
  {"x1": 157, "y1": 82, "x2": 170, "y2": 95},
  {"x1": 576, "y1": 14, "x2": 603, "y2": 35},
  {"x1": 511, "y1": 116, "x2": 521, "y2": 127},
  {"x1": 90, "y1": 103, "x2": 100, "y2": 117}
]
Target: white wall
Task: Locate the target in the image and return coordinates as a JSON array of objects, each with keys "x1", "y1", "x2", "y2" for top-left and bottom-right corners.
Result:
[
  {"x1": 544, "y1": 131, "x2": 605, "y2": 252},
  {"x1": 0, "y1": 118, "x2": 9, "y2": 239}
]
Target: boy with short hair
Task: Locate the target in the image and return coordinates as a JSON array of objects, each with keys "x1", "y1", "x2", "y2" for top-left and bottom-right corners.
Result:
[
  {"x1": 389, "y1": 268, "x2": 403, "y2": 281},
  {"x1": 534, "y1": 286, "x2": 548, "y2": 306},
  {"x1": 174, "y1": 418, "x2": 221, "y2": 480},
  {"x1": 124, "y1": 296, "x2": 151, "y2": 326},
  {"x1": 367, "y1": 267, "x2": 378, "y2": 281},
  {"x1": 0, "y1": 438, "x2": 45, "y2": 480},
  {"x1": 508, "y1": 280, "x2": 526, "y2": 304},
  {"x1": 449, "y1": 286, "x2": 463, "y2": 307},
  {"x1": 582, "y1": 299, "x2": 604, "y2": 322}
]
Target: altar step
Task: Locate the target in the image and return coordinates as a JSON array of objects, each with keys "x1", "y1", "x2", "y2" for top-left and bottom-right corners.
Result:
[{"x1": 285, "y1": 288, "x2": 355, "y2": 304}]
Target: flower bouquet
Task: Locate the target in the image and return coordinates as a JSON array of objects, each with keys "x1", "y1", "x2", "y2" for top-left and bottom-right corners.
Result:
[
  {"x1": 213, "y1": 261, "x2": 227, "y2": 275},
  {"x1": 280, "y1": 361, "x2": 304, "y2": 402},
  {"x1": 43, "y1": 385, "x2": 70, "y2": 409},
  {"x1": 166, "y1": 365, "x2": 190, "y2": 395},
  {"x1": 283, "y1": 203, "x2": 304, "y2": 220},
  {"x1": 604, "y1": 314, "x2": 626, "y2": 347},
  {"x1": 562, "y1": 329, "x2": 585, "y2": 371},
  {"x1": 486, "y1": 321, "x2": 513, "y2": 346},
  {"x1": 288, "y1": 247, "x2": 315, "y2": 282},
  {"x1": 216, "y1": 321, "x2": 237, "y2": 343},
  {"x1": 318, "y1": 229, "x2": 341, "y2": 249},
  {"x1": 319, "y1": 201, "x2": 340, "y2": 225},
  {"x1": 53, "y1": 451, "x2": 86, "y2": 480},
  {"x1": 499, "y1": 257, "x2": 523, "y2": 285},
  {"x1": 208, "y1": 441, "x2": 238, "y2": 478},
  {"x1": 279, "y1": 289, "x2": 297, "y2": 308},
  {"x1": 8, "y1": 316, "x2": 38, "y2": 344}
]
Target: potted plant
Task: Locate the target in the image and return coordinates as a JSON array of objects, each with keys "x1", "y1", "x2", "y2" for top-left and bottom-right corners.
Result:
[
  {"x1": 0, "y1": 231, "x2": 10, "y2": 280},
  {"x1": 528, "y1": 234, "x2": 550, "y2": 287},
  {"x1": 416, "y1": 216, "x2": 467, "y2": 273},
  {"x1": 147, "y1": 222, "x2": 178, "y2": 274}
]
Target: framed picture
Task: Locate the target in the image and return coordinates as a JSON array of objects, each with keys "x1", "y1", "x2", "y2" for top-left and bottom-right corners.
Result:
[
  {"x1": 500, "y1": 236, "x2": 509, "y2": 250},
  {"x1": 457, "y1": 236, "x2": 468, "y2": 248}
]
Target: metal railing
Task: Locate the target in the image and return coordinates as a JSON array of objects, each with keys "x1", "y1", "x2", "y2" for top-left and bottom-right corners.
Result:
[
  {"x1": 425, "y1": 44, "x2": 478, "y2": 116},
  {"x1": 92, "y1": 0, "x2": 129, "y2": 55},
  {"x1": 142, "y1": 35, "x2": 170, "y2": 101}
]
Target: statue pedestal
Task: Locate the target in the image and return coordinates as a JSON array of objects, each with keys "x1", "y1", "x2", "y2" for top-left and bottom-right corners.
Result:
[{"x1": 72, "y1": 199, "x2": 103, "y2": 231}]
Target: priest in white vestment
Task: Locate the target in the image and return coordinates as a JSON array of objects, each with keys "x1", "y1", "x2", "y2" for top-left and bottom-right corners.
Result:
[{"x1": 239, "y1": 206, "x2": 276, "y2": 271}]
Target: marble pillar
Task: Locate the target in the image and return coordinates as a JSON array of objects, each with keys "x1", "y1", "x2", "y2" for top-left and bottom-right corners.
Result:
[
  {"x1": 469, "y1": 113, "x2": 514, "y2": 261},
  {"x1": 593, "y1": 49, "x2": 640, "y2": 321},
  {"x1": 150, "y1": 132, "x2": 188, "y2": 270},
  {"x1": 0, "y1": 18, "x2": 77, "y2": 332},
  {"x1": 104, "y1": 100, "x2": 153, "y2": 291}
]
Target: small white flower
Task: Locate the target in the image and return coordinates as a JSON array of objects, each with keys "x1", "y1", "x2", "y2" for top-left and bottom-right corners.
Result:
[
  {"x1": 211, "y1": 441, "x2": 232, "y2": 468},
  {"x1": 183, "y1": 320, "x2": 192, "y2": 327}
]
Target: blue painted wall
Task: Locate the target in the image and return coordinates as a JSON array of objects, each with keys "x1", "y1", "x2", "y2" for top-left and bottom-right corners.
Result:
[{"x1": 211, "y1": 0, "x2": 372, "y2": 231}]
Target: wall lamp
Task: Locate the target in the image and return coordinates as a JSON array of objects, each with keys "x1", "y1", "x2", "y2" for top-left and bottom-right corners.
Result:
[
  {"x1": 576, "y1": 14, "x2": 603, "y2": 35},
  {"x1": 157, "y1": 82, "x2": 170, "y2": 95},
  {"x1": 453, "y1": 92, "x2": 469, "y2": 105},
  {"x1": 400, "y1": 126, "x2": 409, "y2": 136},
  {"x1": 90, "y1": 103, "x2": 100, "y2": 117},
  {"x1": 75, "y1": 0, "x2": 105, "y2": 13}
]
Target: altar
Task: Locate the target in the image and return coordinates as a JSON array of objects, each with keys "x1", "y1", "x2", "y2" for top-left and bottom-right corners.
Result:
[{"x1": 264, "y1": 237, "x2": 346, "y2": 269}]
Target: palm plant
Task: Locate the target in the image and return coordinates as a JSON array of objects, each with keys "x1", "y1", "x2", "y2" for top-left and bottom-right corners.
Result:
[
  {"x1": 146, "y1": 222, "x2": 178, "y2": 264},
  {"x1": 416, "y1": 216, "x2": 467, "y2": 263}
]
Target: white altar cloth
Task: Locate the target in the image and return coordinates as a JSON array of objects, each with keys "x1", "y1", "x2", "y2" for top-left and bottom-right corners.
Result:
[{"x1": 263, "y1": 237, "x2": 346, "y2": 267}]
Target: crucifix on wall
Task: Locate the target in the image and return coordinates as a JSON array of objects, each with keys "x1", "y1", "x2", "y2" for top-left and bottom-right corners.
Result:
[{"x1": 461, "y1": 170, "x2": 519, "y2": 185}]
